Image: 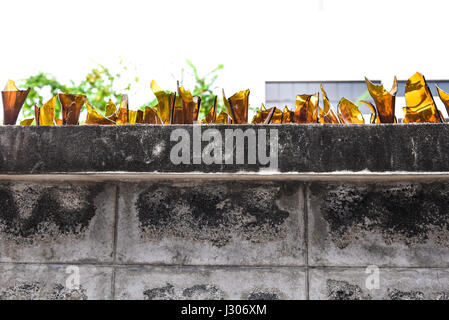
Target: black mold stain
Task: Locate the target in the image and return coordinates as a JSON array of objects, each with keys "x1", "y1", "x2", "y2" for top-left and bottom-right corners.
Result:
[
  {"x1": 0, "y1": 282, "x2": 87, "y2": 300},
  {"x1": 182, "y1": 284, "x2": 224, "y2": 300},
  {"x1": 247, "y1": 291, "x2": 280, "y2": 300},
  {"x1": 0, "y1": 282, "x2": 40, "y2": 300},
  {"x1": 0, "y1": 183, "x2": 101, "y2": 240},
  {"x1": 49, "y1": 284, "x2": 87, "y2": 300},
  {"x1": 326, "y1": 279, "x2": 371, "y2": 300},
  {"x1": 433, "y1": 292, "x2": 449, "y2": 300},
  {"x1": 136, "y1": 182, "x2": 291, "y2": 247},
  {"x1": 388, "y1": 288, "x2": 424, "y2": 300},
  {"x1": 143, "y1": 283, "x2": 175, "y2": 300},
  {"x1": 143, "y1": 283, "x2": 224, "y2": 300},
  {"x1": 319, "y1": 183, "x2": 449, "y2": 248}
]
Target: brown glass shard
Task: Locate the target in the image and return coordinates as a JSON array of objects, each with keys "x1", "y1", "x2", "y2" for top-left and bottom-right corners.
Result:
[
  {"x1": 37, "y1": 96, "x2": 57, "y2": 125},
  {"x1": 128, "y1": 110, "x2": 144, "y2": 124},
  {"x1": 436, "y1": 86, "x2": 449, "y2": 118},
  {"x1": 319, "y1": 85, "x2": 340, "y2": 124},
  {"x1": 169, "y1": 93, "x2": 185, "y2": 124},
  {"x1": 215, "y1": 110, "x2": 232, "y2": 124},
  {"x1": 203, "y1": 96, "x2": 218, "y2": 124},
  {"x1": 282, "y1": 107, "x2": 294, "y2": 123},
  {"x1": 178, "y1": 84, "x2": 201, "y2": 124},
  {"x1": 251, "y1": 104, "x2": 269, "y2": 124},
  {"x1": 337, "y1": 98, "x2": 365, "y2": 124},
  {"x1": 223, "y1": 89, "x2": 250, "y2": 124},
  {"x1": 116, "y1": 95, "x2": 129, "y2": 125},
  {"x1": 403, "y1": 72, "x2": 442, "y2": 123},
  {"x1": 151, "y1": 80, "x2": 176, "y2": 124},
  {"x1": 265, "y1": 107, "x2": 283, "y2": 124},
  {"x1": 2, "y1": 80, "x2": 30, "y2": 125},
  {"x1": 58, "y1": 93, "x2": 86, "y2": 125},
  {"x1": 144, "y1": 106, "x2": 162, "y2": 124},
  {"x1": 359, "y1": 100, "x2": 381, "y2": 124},
  {"x1": 20, "y1": 118, "x2": 34, "y2": 125},
  {"x1": 294, "y1": 93, "x2": 319, "y2": 123},
  {"x1": 365, "y1": 77, "x2": 397, "y2": 123},
  {"x1": 34, "y1": 104, "x2": 40, "y2": 126},
  {"x1": 85, "y1": 101, "x2": 116, "y2": 125},
  {"x1": 105, "y1": 100, "x2": 118, "y2": 121},
  {"x1": 252, "y1": 105, "x2": 283, "y2": 124}
]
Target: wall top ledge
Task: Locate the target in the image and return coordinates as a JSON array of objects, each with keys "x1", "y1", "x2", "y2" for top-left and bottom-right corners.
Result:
[{"x1": 0, "y1": 124, "x2": 448, "y2": 174}]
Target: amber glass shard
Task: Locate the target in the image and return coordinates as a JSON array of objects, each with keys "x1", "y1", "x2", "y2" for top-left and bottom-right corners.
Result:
[
  {"x1": 266, "y1": 107, "x2": 283, "y2": 124},
  {"x1": 319, "y1": 107, "x2": 341, "y2": 124},
  {"x1": 403, "y1": 72, "x2": 442, "y2": 123},
  {"x1": 365, "y1": 77, "x2": 397, "y2": 123},
  {"x1": 20, "y1": 118, "x2": 34, "y2": 125},
  {"x1": 321, "y1": 84, "x2": 331, "y2": 115},
  {"x1": 116, "y1": 108, "x2": 128, "y2": 125},
  {"x1": 360, "y1": 100, "x2": 380, "y2": 124},
  {"x1": 116, "y1": 95, "x2": 129, "y2": 125},
  {"x1": 215, "y1": 111, "x2": 232, "y2": 124},
  {"x1": 223, "y1": 89, "x2": 250, "y2": 124},
  {"x1": 203, "y1": 96, "x2": 218, "y2": 124},
  {"x1": 168, "y1": 93, "x2": 185, "y2": 124},
  {"x1": 263, "y1": 107, "x2": 276, "y2": 124},
  {"x1": 319, "y1": 85, "x2": 340, "y2": 124},
  {"x1": 282, "y1": 107, "x2": 294, "y2": 123},
  {"x1": 136, "y1": 110, "x2": 144, "y2": 123},
  {"x1": 251, "y1": 104, "x2": 269, "y2": 124},
  {"x1": 34, "y1": 104, "x2": 40, "y2": 126},
  {"x1": 85, "y1": 101, "x2": 115, "y2": 125},
  {"x1": 252, "y1": 105, "x2": 283, "y2": 124},
  {"x1": 4, "y1": 80, "x2": 18, "y2": 91},
  {"x1": 2, "y1": 80, "x2": 30, "y2": 125},
  {"x1": 178, "y1": 85, "x2": 201, "y2": 124},
  {"x1": 337, "y1": 98, "x2": 365, "y2": 124},
  {"x1": 436, "y1": 86, "x2": 449, "y2": 117},
  {"x1": 38, "y1": 96, "x2": 57, "y2": 125},
  {"x1": 144, "y1": 106, "x2": 162, "y2": 124},
  {"x1": 105, "y1": 100, "x2": 118, "y2": 120},
  {"x1": 294, "y1": 95, "x2": 309, "y2": 123},
  {"x1": 151, "y1": 80, "x2": 176, "y2": 124},
  {"x1": 128, "y1": 110, "x2": 144, "y2": 124},
  {"x1": 58, "y1": 93, "x2": 85, "y2": 125},
  {"x1": 294, "y1": 93, "x2": 319, "y2": 123},
  {"x1": 128, "y1": 110, "x2": 137, "y2": 124}
]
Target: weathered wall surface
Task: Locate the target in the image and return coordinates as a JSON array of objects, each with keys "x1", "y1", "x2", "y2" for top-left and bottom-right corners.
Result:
[
  {"x1": 1, "y1": 178, "x2": 449, "y2": 300},
  {"x1": 1, "y1": 125, "x2": 449, "y2": 300}
]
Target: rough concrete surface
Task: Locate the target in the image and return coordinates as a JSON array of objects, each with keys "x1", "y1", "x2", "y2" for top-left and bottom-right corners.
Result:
[
  {"x1": 116, "y1": 180, "x2": 304, "y2": 266},
  {"x1": 0, "y1": 181, "x2": 115, "y2": 263},
  {"x1": 309, "y1": 268, "x2": 449, "y2": 300},
  {"x1": 1, "y1": 124, "x2": 449, "y2": 299},
  {"x1": 0, "y1": 264, "x2": 112, "y2": 300},
  {"x1": 308, "y1": 181, "x2": 449, "y2": 267},
  {"x1": 114, "y1": 266, "x2": 305, "y2": 300},
  {"x1": 1, "y1": 124, "x2": 449, "y2": 173}
]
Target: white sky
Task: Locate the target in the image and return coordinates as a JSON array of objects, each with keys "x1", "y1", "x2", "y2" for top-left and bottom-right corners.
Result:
[{"x1": 1, "y1": 0, "x2": 449, "y2": 115}]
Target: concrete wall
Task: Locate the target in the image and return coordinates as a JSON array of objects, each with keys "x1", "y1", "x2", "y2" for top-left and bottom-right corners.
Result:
[{"x1": 1, "y1": 125, "x2": 449, "y2": 300}]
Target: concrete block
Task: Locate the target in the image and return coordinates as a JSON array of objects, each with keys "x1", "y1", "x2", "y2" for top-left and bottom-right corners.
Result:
[
  {"x1": 116, "y1": 180, "x2": 305, "y2": 266},
  {"x1": 2, "y1": 125, "x2": 449, "y2": 173},
  {"x1": 0, "y1": 181, "x2": 115, "y2": 263},
  {"x1": 114, "y1": 266, "x2": 305, "y2": 300},
  {"x1": 309, "y1": 267, "x2": 449, "y2": 300},
  {"x1": 308, "y1": 181, "x2": 449, "y2": 267},
  {"x1": 0, "y1": 263, "x2": 112, "y2": 300}
]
